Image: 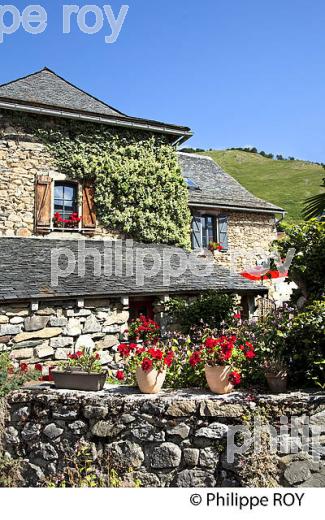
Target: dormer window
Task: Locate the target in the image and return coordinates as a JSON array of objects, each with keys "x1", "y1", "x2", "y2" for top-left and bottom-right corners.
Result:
[{"x1": 184, "y1": 177, "x2": 200, "y2": 190}]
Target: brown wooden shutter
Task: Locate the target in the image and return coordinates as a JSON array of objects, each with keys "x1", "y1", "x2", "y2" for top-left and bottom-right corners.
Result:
[
  {"x1": 82, "y1": 183, "x2": 96, "y2": 231},
  {"x1": 35, "y1": 175, "x2": 52, "y2": 232}
]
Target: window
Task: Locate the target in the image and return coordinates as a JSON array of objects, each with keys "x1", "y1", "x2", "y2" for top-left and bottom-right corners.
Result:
[
  {"x1": 191, "y1": 213, "x2": 228, "y2": 251},
  {"x1": 184, "y1": 177, "x2": 200, "y2": 190},
  {"x1": 54, "y1": 182, "x2": 78, "y2": 221},
  {"x1": 202, "y1": 215, "x2": 217, "y2": 248}
]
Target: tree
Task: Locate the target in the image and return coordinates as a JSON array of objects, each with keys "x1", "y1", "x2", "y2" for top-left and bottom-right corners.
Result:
[
  {"x1": 276, "y1": 154, "x2": 284, "y2": 161},
  {"x1": 275, "y1": 220, "x2": 325, "y2": 303},
  {"x1": 303, "y1": 177, "x2": 325, "y2": 220}
]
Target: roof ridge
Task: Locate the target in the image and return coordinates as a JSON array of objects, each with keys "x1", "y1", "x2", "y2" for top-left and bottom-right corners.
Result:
[
  {"x1": 177, "y1": 151, "x2": 214, "y2": 161},
  {"x1": 0, "y1": 67, "x2": 128, "y2": 118}
]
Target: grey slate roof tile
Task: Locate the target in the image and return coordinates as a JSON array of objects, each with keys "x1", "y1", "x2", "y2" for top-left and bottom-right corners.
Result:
[
  {"x1": 0, "y1": 238, "x2": 266, "y2": 302},
  {"x1": 178, "y1": 152, "x2": 284, "y2": 213},
  {"x1": 0, "y1": 68, "x2": 191, "y2": 133}
]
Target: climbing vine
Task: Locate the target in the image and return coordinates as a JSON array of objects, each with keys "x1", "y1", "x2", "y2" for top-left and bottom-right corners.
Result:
[{"x1": 36, "y1": 119, "x2": 191, "y2": 248}]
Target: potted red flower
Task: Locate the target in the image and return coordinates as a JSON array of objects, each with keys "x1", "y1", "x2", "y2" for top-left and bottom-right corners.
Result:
[
  {"x1": 127, "y1": 315, "x2": 160, "y2": 343},
  {"x1": 116, "y1": 342, "x2": 175, "y2": 394},
  {"x1": 53, "y1": 212, "x2": 81, "y2": 229},
  {"x1": 52, "y1": 348, "x2": 106, "y2": 391},
  {"x1": 189, "y1": 335, "x2": 256, "y2": 394},
  {"x1": 208, "y1": 241, "x2": 223, "y2": 252}
]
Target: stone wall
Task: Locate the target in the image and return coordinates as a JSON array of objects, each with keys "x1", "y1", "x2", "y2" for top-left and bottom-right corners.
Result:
[
  {"x1": 212, "y1": 211, "x2": 277, "y2": 273},
  {"x1": 0, "y1": 299, "x2": 129, "y2": 372},
  {"x1": 3, "y1": 387, "x2": 325, "y2": 487}
]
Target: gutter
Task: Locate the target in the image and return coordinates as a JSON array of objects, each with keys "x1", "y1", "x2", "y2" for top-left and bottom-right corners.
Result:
[
  {"x1": 189, "y1": 201, "x2": 286, "y2": 216},
  {"x1": 0, "y1": 100, "x2": 193, "y2": 143}
]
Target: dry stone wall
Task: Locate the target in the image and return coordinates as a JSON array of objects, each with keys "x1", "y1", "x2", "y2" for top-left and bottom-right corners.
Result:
[
  {"x1": 3, "y1": 387, "x2": 325, "y2": 488},
  {"x1": 0, "y1": 299, "x2": 129, "y2": 371}
]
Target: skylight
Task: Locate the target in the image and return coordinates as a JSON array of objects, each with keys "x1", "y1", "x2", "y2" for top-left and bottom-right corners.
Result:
[{"x1": 184, "y1": 177, "x2": 200, "y2": 190}]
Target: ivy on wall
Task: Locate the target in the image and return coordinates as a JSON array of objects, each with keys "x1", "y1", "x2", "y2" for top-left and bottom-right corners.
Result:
[{"x1": 36, "y1": 120, "x2": 191, "y2": 248}]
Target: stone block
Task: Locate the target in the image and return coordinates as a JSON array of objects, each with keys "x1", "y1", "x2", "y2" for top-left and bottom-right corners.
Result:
[
  {"x1": 24, "y1": 315, "x2": 50, "y2": 331},
  {"x1": 151, "y1": 443, "x2": 182, "y2": 469},
  {"x1": 14, "y1": 328, "x2": 62, "y2": 343}
]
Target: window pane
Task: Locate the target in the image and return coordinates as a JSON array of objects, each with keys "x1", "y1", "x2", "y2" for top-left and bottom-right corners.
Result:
[
  {"x1": 54, "y1": 185, "x2": 63, "y2": 199},
  {"x1": 63, "y1": 186, "x2": 74, "y2": 201}
]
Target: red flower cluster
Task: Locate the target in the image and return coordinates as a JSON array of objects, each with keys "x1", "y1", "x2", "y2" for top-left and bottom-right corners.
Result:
[
  {"x1": 189, "y1": 351, "x2": 201, "y2": 367},
  {"x1": 188, "y1": 335, "x2": 256, "y2": 388},
  {"x1": 39, "y1": 366, "x2": 55, "y2": 382},
  {"x1": 116, "y1": 370, "x2": 125, "y2": 381},
  {"x1": 239, "y1": 341, "x2": 256, "y2": 359},
  {"x1": 129, "y1": 315, "x2": 160, "y2": 342},
  {"x1": 229, "y1": 370, "x2": 241, "y2": 386},
  {"x1": 141, "y1": 357, "x2": 153, "y2": 372},
  {"x1": 115, "y1": 340, "x2": 174, "y2": 380},
  {"x1": 208, "y1": 241, "x2": 223, "y2": 252},
  {"x1": 68, "y1": 351, "x2": 84, "y2": 360},
  {"x1": 19, "y1": 363, "x2": 28, "y2": 373},
  {"x1": 54, "y1": 212, "x2": 81, "y2": 226}
]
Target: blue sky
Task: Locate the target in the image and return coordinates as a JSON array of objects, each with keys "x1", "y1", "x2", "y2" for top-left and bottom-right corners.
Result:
[{"x1": 0, "y1": 0, "x2": 324, "y2": 161}]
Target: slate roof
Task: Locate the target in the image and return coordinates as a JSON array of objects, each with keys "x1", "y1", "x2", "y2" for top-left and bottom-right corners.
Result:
[
  {"x1": 0, "y1": 238, "x2": 266, "y2": 302},
  {"x1": 178, "y1": 152, "x2": 284, "y2": 213},
  {"x1": 0, "y1": 68, "x2": 191, "y2": 137}
]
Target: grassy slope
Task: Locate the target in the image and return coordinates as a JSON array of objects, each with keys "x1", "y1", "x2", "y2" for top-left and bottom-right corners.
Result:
[{"x1": 202, "y1": 150, "x2": 324, "y2": 221}]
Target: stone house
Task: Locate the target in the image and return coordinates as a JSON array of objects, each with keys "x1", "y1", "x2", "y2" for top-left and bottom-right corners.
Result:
[{"x1": 0, "y1": 68, "x2": 284, "y2": 368}]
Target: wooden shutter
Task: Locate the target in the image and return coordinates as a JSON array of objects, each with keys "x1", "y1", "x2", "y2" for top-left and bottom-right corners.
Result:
[
  {"x1": 218, "y1": 215, "x2": 228, "y2": 250},
  {"x1": 35, "y1": 175, "x2": 52, "y2": 231},
  {"x1": 191, "y1": 215, "x2": 203, "y2": 249},
  {"x1": 82, "y1": 183, "x2": 96, "y2": 231}
]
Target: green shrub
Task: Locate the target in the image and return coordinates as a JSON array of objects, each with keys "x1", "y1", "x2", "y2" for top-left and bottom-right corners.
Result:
[
  {"x1": 285, "y1": 300, "x2": 325, "y2": 386},
  {"x1": 275, "y1": 220, "x2": 325, "y2": 303},
  {"x1": 167, "y1": 292, "x2": 236, "y2": 333},
  {"x1": 0, "y1": 353, "x2": 39, "y2": 398}
]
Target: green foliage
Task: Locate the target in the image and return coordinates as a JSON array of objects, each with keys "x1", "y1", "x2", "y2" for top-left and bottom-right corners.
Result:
[
  {"x1": 284, "y1": 300, "x2": 325, "y2": 386},
  {"x1": 38, "y1": 124, "x2": 191, "y2": 248},
  {"x1": 46, "y1": 441, "x2": 141, "y2": 488},
  {"x1": 164, "y1": 335, "x2": 205, "y2": 389},
  {"x1": 60, "y1": 348, "x2": 104, "y2": 374},
  {"x1": 275, "y1": 220, "x2": 325, "y2": 302},
  {"x1": 167, "y1": 292, "x2": 236, "y2": 333},
  {"x1": 0, "y1": 353, "x2": 39, "y2": 398},
  {"x1": 303, "y1": 176, "x2": 325, "y2": 220},
  {"x1": 46, "y1": 441, "x2": 109, "y2": 487},
  {"x1": 0, "y1": 454, "x2": 22, "y2": 487}
]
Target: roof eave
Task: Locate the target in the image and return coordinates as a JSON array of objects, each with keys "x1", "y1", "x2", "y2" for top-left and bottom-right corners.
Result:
[
  {"x1": 188, "y1": 201, "x2": 285, "y2": 215},
  {"x1": 0, "y1": 98, "x2": 193, "y2": 142}
]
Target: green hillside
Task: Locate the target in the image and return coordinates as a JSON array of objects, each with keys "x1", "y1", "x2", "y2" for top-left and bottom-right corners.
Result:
[{"x1": 201, "y1": 150, "x2": 324, "y2": 222}]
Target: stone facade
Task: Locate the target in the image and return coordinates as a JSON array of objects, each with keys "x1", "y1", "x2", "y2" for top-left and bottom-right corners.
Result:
[
  {"x1": 0, "y1": 109, "x2": 118, "y2": 240},
  {"x1": 3, "y1": 387, "x2": 325, "y2": 487},
  {"x1": 211, "y1": 210, "x2": 276, "y2": 272},
  {"x1": 0, "y1": 299, "x2": 130, "y2": 371},
  {"x1": 0, "y1": 109, "x2": 276, "y2": 273}
]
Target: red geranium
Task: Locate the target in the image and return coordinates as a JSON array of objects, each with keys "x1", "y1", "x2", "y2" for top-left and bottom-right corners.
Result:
[
  {"x1": 189, "y1": 351, "x2": 201, "y2": 367},
  {"x1": 141, "y1": 358, "x2": 153, "y2": 372},
  {"x1": 116, "y1": 370, "x2": 125, "y2": 381},
  {"x1": 229, "y1": 371, "x2": 241, "y2": 386},
  {"x1": 35, "y1": 363, "x2": 43, "y2": 372},
  {"x1": 20, "y1": 363, "x2": 28, "y2": 373}
]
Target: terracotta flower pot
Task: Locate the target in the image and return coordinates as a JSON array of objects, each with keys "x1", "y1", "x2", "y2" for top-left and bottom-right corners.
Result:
[
  {"x1": 136, "y1": 367, "x2": 166, "y2": 394},
  {"x1": 52, "y1": 370, "x2": 106, "y2": 392},
  {"x1": 265, "y1": 372, "x2": 288, "y2": 394},
  {"x1": 205, "y1": 365, "x2": 234, "y2": 394}
]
